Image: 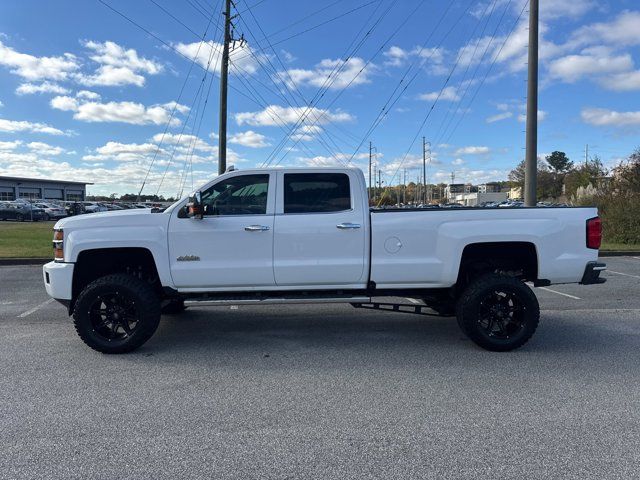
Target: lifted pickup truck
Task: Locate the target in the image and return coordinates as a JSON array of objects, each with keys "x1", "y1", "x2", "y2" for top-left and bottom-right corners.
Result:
[{"x1": 43, "y1": 167, "x2": 606, "y2": 353}]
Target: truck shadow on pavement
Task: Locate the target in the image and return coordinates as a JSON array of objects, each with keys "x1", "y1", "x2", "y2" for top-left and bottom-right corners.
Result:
[{"x1": 134, "y1": 305, "x2": 639, "y2": 364}]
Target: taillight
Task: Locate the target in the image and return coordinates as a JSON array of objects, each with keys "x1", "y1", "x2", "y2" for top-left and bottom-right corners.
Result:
[
  {"x1": 586, "y1": 217, "x2": 602, "y2": 249},
  {"x1": 53, "y1": 229, "x2": 64, "y2": 261}
]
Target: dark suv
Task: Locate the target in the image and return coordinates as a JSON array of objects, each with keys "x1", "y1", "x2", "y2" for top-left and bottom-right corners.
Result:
[{"x1": 0, "y1": 201, "x2": 46, "y2": 221}]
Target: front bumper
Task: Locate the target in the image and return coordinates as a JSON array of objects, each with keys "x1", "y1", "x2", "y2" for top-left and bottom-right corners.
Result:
[
  {"x1": 43, "y1": 261, "x2": 74, "y2": 300},
  {"x1": 580, "y1": 261, "x2": 607, "y2": 285}
]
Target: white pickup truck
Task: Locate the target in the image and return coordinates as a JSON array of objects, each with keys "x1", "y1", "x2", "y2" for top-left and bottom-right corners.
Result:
[{"x1": 43, "y1": 167, "x2": 606, "y2": 353}]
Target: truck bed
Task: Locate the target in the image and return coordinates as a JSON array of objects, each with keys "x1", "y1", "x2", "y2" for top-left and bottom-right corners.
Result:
[{"x1": 369, "y1": 206, "x2": 599, "y2": 288}]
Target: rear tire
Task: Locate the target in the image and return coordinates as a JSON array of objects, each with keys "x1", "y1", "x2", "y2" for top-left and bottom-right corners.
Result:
[
  {"x1": 73, "y1": 274, "x2": 161, "y2": 354},
  {"x1": 456, "y1": 273, "x2": 539, "y2": 352},
  {"x1": 16, "y1": 214, "x2": 24, "y2": 222}
]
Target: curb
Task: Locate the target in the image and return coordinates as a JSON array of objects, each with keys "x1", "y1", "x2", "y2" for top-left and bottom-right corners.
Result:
[
  {"x1": 599, "y1": 251, "x2": 640, "y2": 257},
  {"x1": 0, "y1": 258, "x2": 50, "y2": 266}
]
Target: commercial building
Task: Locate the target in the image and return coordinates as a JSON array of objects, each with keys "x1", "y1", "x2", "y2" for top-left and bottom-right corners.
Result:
[
  {"x1": 450, "y1": 191, "x2": 508, "y2": 206},
  {"x1": 0, "y1": 176, "x2": 91, "y2": 202}
]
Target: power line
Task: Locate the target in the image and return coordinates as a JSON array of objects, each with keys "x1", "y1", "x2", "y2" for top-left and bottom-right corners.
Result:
[
  {"x1": 443, "y1": 0, "x2": 529, "y2": 145},
  {"x1": 263, "y1": 0, "x2": 395, "y2": 167},
  {"x1": 128, "y1": 0, "x2": 220, "y2": 198},
  {"x1": 430, "y1": 0, "x2": 501, "y2": 145},
  {"x1": 346, "y1": 0, "x2": 467, "y2": 163}
]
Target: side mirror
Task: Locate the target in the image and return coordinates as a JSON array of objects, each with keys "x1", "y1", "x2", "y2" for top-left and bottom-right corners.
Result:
[{"x1": 186, "y1": 191, "x2": 204, "y2": 219}]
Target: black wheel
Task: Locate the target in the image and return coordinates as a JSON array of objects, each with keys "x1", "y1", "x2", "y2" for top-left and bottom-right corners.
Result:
[
  {"x1": 16, "y1": 214, "x2": 24, "y2": 222},
  {"x1": 73, "y1": 274, "x2": 161, "y2": 353},
  {"x1": 161, "y1": 299, "x2": 187, "y2": 314},
  {"x1": 456, "y1": 273, "x2": 539, "y2": 352},
  {"x1": 42, "y1": 213, "x2": 50, "y2": 221}
]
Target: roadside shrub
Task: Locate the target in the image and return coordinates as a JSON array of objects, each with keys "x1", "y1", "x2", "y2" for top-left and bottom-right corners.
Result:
[{"x1": 576, "y1": 193, "x2": 640, "y2": 244}]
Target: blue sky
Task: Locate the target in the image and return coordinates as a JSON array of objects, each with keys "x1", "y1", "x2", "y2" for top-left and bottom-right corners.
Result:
[{"x1": 0, "y1": 0, "x2": 639, "y2": 197}]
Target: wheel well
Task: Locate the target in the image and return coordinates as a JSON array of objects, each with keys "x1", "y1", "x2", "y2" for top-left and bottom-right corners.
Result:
[
  {"x1": 72, "y1": 248, "x2": 161, "y2": 307},
  {"x1": 457, "y1": 242, "x2": 538, "y2": 287}
]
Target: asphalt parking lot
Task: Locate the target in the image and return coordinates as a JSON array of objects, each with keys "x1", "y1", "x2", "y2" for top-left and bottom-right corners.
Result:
[{"x1": 1, "y1": 258, "x2": 639, "y2": 479}]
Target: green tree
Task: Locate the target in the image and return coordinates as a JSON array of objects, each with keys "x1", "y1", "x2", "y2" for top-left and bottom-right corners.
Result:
[
  {"x1": 508, "y1": 159, "x2": 555, "y2": 199},
  {"x1": 545, "y1": 151, "x2": 573, "y2": 174},
  {"x1": 564, "y1": 156, "x2": 608, "y2": 198}
]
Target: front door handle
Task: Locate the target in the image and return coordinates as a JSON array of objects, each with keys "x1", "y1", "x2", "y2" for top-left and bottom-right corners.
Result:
[
  {"x1": 244, "y1": 225, "x2": 270, "y2": 232},
  {"x1": 336, "y1": 222, "x2": 361, "y2": 229}
]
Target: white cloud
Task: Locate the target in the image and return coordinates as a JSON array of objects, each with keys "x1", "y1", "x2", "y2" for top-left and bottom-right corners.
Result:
[
  {"x1": 77, "y1": 65, "x2": 146, "y2": 87},
  {"x1": 281, "y1": 49, "x2": 296, "y2": 63},
  {"x1": 517, "y1": 110, "x2": 547, "y2": 122},
  {"x1": 599, "y1": 70, "x2": 640, "y2": 92},
  {"x1": 452, "y1": 158, "x2": 465, "y2": 166},
  {"x1": 229, "y1": 130, "x2": 269, "y2": 148},
  {"x1": 278, "y1": 57, "x2": 372, "y2": 90},
  {"x1": 174, "y1": 40, "x2": 259, "y2": 75},
  {"x1": 454, "y1": 146, "x2": 490, "y2": 155},
  {"x1": 291, "y1": 125, "x2": 323, "y2": 142},
  {"x1": 0, "y1": 140, "x2": 22, "y2": 150},
  {"x1": 50, "y1": 96, "x2": 188, "y2": 126},
  {"x1": 581, "y1": 108, "x2": 640, "y2": 127},
  {"x1": 0, "y1": 118, "x2": 65, "y2": 135},
  {"x1": 76, "y1": 40, "x2": 163, "y2": 87},
  {"x1": 15, "y1": 81, "x2": 70, "y2": 95},
  {"x1": 0, "y1": 40, "x2": 79, "y2": 81},
  {"x1": 76, "y1": 90, "x2": 101, "y2": 100},
  {"x1": 569, "y1": 10, "x2": 640, "y2": 48},
  {"x1": 383, "y1": 46, "x2": 409, "y2": 67},
  {"x1": 235, "y1": 105, "x2": 353, "y2": 127},
  {"x1": 548, "y1": 47, "x2": 633, "y2": 83},
  {"x1": 418, "y1": 86, "x2": 459, "y2": 102},
  {"x1": 486, "y1": 111, "x2": 513, "y2": 123},
  {"x1": 27, "y1": 141, "x2": 65, "y2": 155},
  {"x1": 50, "y1": 95, "x2": 78, "y2": 111},
  {"x1": 296, "y1": 152, "x2": 369, "y2": 168},
  {"x1": 151, "y1": 133, "x2": 215, "y2": 153},
  {"x1": 382, "y1": 45, "x2": 446, "y2": 74}
]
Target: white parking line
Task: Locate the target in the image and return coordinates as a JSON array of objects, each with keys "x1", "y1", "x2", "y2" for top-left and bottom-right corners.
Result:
[
  {"x1": 18, "y1": 298, "x2": 54, "y2": 318},
  {"x1": 538, "y1": 287, "x2": 581, "y2": 300},
  {"x1": 607, "y1": 270, "x2": 640, "y2": 280}
]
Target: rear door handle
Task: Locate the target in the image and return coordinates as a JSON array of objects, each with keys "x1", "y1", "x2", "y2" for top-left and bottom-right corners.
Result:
[
  {"x1": 244, "y1": 225, "x2": 270, "y2": 232},
  {"x1": 336, "y1": 222, "x2": 361, "y2": 229}
]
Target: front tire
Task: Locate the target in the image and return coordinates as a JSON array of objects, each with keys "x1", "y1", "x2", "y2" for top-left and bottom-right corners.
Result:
[
  {"x1": 73, "y1": 274, "x2": 161, "y2": 353},
  {"x1": 456, "y1": 273, "x2": 539, "y2": 352}
]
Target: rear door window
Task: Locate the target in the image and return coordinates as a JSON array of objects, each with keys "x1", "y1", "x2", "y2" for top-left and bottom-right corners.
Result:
[{"x1": 283, "y1": 173, "x2": 351, "y2": 214}]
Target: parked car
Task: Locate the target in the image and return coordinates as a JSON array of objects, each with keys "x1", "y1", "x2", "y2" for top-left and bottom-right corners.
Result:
[
  {"x1": 64, "y1": 202, "x2": 86, "y2": 216},
  {"x1": 81, "y1": 202, "x2": 108, "y2": 213},
  {"x1": 0, "y1": 201, "x2": 46, "y2": 221},
  {"x1": 104, "y1": 204, "x2": 124, "y2": 211},
  {"x1": 44, "y1": 167, "x2": 606, "y2": 354},
  {"x1": 34, "y1": 202, "x2": 67, "y2": 220}
]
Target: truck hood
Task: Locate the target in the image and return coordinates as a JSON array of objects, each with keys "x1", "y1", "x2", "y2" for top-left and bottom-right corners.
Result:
[{"x1": 54, "y1": 209, "x2": 167, "y2": 230}]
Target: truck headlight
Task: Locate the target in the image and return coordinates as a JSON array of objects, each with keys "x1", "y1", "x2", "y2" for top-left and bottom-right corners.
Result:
[{"x1": 53, "y1": 229, "x2": 64, "y2": 262}]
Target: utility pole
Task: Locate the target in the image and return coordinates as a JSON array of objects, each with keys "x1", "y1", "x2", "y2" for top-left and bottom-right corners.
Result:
[
  {"x1": 403, "y1": 168, "x2": 406, "y2": 204},
  {"x1": 422, "y1": 137, "x2": 427, "y2": 205},
  {"x1": 585, "y1": 144, "x2": 589, "y2": 166},
  {"x1": 368, "y1": 141, "x2": 373, "y2": 201},
  {"x1": 524, "y1": 0, "x2": 539, "y2": 206},
  {"x1": 218, "y1": 0, "x2": 232, "y2": 175}
]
